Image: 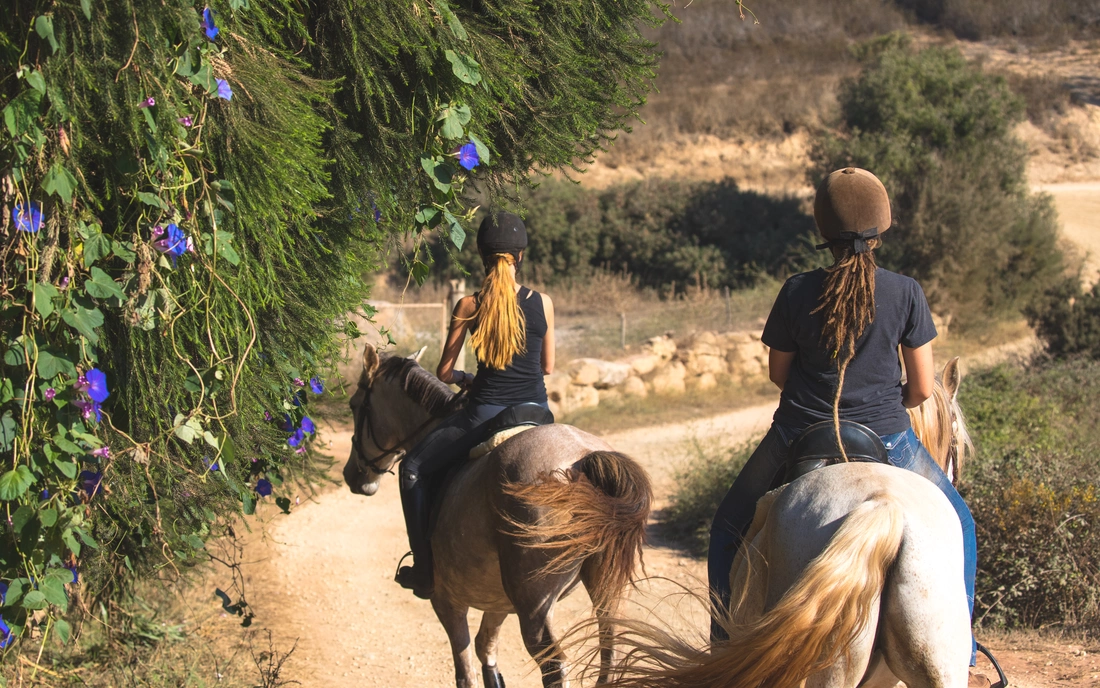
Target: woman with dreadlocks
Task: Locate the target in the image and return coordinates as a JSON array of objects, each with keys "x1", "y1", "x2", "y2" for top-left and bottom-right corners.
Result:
[
  {"x1": 707, "y1": 168, "x2": 977, "y2": 663},
  {"x1": 395, "y1": 211, "x2": 555, "y2": 599}
]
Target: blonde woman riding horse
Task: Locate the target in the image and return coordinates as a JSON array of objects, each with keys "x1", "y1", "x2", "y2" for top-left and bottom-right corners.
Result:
[{"x1": 343, "y1": 213, "x2": 653, "y2": 688}]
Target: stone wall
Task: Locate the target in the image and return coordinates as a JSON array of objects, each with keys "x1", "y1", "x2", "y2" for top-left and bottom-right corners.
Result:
[{"x1": 545, "y1": 331, "x2": 770, "y2": 417}]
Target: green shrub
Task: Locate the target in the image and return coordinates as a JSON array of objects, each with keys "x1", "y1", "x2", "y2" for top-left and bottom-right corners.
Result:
[
  {"x1": 1027, "y1": 280, "x2": 1100, "y2": 359},
  {"x1": 660, "y1": 439, "x2": 755, "y2": 556},
  {"x1": 426, "y1": 178, "x2": 824, "y2": 291},
  {"x1": 810, "y1": 37, "x2": 1064, "y2": 323},
  {"x1": 961, "y1": 359, "x2": 1100, "y2": 630}
]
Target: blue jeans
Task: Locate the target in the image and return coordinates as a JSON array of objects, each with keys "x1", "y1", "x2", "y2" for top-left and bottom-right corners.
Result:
[{"x1": 708, "y1": 424, "x2": 977, "y2": 663}]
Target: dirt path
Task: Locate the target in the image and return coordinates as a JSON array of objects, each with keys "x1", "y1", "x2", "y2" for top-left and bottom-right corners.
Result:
[{"x1": 1036, "y1": 181, "x2": 1100, "y2": 289}]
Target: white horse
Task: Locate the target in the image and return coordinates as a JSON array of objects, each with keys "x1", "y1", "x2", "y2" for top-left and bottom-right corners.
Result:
[{"x1": 592, "y1": 359, "x2": 977, "y2": 688}]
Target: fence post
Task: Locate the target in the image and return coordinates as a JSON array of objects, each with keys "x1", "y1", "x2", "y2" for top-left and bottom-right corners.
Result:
[
  {"x1": 620, "y1": 312, "x2": 627, "y2": 350},
  {"x1": 448, "y1": 279, "x2": 467, "y2": 373}
]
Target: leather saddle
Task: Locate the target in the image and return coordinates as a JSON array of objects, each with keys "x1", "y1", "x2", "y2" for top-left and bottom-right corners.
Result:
[
  {"x1": 469, "y1": 402, "x2": 555, "y2": 459},
  {"x1": 784, "y1": 420, "x2": 889, "y2": 484}
]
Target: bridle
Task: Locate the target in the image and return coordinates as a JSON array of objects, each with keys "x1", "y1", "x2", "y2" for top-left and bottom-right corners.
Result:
[{"x1": 350, "y1": 378, "x2": 460, "y2": 476}]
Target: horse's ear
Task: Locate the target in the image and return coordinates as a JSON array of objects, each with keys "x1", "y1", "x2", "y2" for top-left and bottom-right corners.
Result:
[
  {"x1": 411, "y1": 345, "x2": 428, "y2": 363},
  {"x1": 362, "y1": 343, "x2": 381, "y2": 382},
  {"x1": 943, "y1": 357, "x2": 961, "y2": 400}
]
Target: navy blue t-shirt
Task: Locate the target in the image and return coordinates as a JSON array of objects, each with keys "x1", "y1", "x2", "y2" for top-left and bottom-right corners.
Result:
[{"x1": 762, "y1": 268, "x2": 937, "y2": 435}]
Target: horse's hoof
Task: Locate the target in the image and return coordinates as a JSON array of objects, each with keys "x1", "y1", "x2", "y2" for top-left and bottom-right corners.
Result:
[{"x1": 483, "y1": 665, "x2": 505, "y2": 688}]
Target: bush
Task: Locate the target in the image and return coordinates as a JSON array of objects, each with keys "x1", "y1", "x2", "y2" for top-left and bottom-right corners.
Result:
[
  {"x1": 811, "y1": 37, "x2": 1064, "y2": 323},
  {"x1": 659, "y1": 439, "x2": 755, "y2": 556},
  {"x1": 961, "y1": 359, "x2": 1100, "y2": 630},
  {"x1": 1027, "y1": 280, "x2": 1100, "y2": 359},
  {"x1": 895, "y1": 0, "x2": 1100, "y2": 41},
  {"x1": 426, "y1": 178, "x2": 824, "y2": 291}
]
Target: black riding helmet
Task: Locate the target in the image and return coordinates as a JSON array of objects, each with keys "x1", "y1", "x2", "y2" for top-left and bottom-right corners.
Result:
[{"x1": 477, "y1": 212, "x2": 528, "y2": 256}]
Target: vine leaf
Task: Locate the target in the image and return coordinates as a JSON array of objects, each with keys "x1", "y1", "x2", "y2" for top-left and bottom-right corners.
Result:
[
  {"x1": 32, "y1": 281, "x2": 59, "y2": 319},
  {"x1": 25, "y1": 70, "x2": 46, "y2": 94},
  {"x1": 437, "y1": 103, "x2": 472, "y2": 139},
  {"x1": 419, "y1": 155, "x2": 454, "y2": 193},
  {"x1": 61, "y1": 299, "x2": 104, "y2": 344},
  {"x1": 36, "y1": 348, "x2": 75, "y2": 380},
  {"x1": 43, "y1": 163, "x2": 78, "y2": 203},
  {"x1": 436, "y1": 1, "x2": 469, "y2": 41},
  {"x1": 2, "y1": 89, "x2": 43, "y2": 138},
  {"x1": 469, "y1": 134, "x2": 491, "y2": 165},
  {"x1": 415, "y1": 205, "x2": 441, "y2": 227},
  {"x1": 0, "y1": 412, "x2": 17, "y2": 453},
  {"x1": 85, "y1": 267, "x2": 126, "y2": 301},
  {"x1": 35, "y1": 16, "x2": 59, "y2": 54},
  {"x1": 444, "y1": 211, "x2": 465, "y2": 249},
  {"x1": 0, "y1": 465, "x2": 35, "y2": 500},
  {"x1": 444, "y1": 50, "x2": 481, "y2": 86},
  {"x1": 137, "y1": 191, "x2": 168, "y2": 210},
  {"x1": 55, "y1": 619, "x2": 72, "y2": 644}
]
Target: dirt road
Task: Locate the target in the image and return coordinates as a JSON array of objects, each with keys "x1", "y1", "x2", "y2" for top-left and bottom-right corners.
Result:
[{"x1": 1036, "y1": 182, "x2": 1100, "y2": 289}]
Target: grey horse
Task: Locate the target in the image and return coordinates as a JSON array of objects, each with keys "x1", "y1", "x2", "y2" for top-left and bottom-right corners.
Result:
[{"x1": 342, "y1": 344, "x2": 653, "y2": 688}]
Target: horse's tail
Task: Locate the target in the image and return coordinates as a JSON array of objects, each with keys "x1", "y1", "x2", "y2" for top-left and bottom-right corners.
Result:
[
  {"x1": 602, "y1": 496, "x2": 905, "y2": 688},
  {"x1": 501, "y1": 450, "x2": 652, "y2": 610}
]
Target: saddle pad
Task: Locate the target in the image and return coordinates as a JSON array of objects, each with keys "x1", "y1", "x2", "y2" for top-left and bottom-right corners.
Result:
[{"x1": 469, "y1": 425, "x2": 535, "y2": 459}]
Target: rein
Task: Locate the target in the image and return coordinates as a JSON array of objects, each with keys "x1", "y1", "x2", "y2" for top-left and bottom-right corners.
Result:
[{"x1": 351, "y1": 379, "x2": 461, "y2": 475}]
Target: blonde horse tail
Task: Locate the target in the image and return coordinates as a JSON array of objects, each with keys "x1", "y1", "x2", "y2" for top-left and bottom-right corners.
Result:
[
  {"x1": 502, "y1": 451, "x2": 652, "y2": 610},
  {"x1": 602, "y1": 496, "x2": 905, "y2": 688}
]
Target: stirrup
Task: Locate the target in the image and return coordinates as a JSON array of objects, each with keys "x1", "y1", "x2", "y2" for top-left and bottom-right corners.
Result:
[{"x1": 975, "y1": 642, "x2": 1008, "y2": 688}]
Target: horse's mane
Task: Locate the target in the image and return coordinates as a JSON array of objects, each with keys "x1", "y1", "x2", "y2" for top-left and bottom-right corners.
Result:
[
  {"x1": 907, "y1": 377, "x2": 974, "y2": 481},
  {"x1": 375, "y1": 355, "x2": 464, "y2": 418}
]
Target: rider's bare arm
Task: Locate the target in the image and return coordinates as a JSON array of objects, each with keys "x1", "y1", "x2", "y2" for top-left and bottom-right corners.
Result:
[
  {"x1": 437, "y1": 295, "x2": 478, "y2": 386},
  {"x1": 541, "y1": 293, "x2": 555, "y2": 375},
  {"x1": 769, "y1": 348, "x2": 795, "y2": 390},
  {"x1": 901, "y1": 342, "x2": 935, "y2": 408}
]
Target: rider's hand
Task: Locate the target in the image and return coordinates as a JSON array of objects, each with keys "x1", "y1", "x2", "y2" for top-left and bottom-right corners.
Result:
[{"x1": 456, "y1": 371, "x2": 474, "y2": 390}]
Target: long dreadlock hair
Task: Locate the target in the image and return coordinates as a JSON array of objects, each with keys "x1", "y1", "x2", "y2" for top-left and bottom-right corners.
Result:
[{"x1": 809, "y1": 237, "x2": 881, "y2": 460}]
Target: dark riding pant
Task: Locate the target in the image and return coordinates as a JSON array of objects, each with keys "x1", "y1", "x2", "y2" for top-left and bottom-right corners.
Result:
[{"x1": 707, "y1": 424, "x2": 977, "y2": 664}]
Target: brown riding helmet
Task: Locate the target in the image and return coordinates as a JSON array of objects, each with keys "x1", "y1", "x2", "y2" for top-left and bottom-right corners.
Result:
[{"x1": 813, "y1": 167, "x2": 891, "y2": 253}]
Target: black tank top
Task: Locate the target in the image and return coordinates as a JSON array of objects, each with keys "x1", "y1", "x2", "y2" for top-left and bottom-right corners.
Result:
[{"x1": 469, "y1": 286, "x2": 548, "y2": 406}]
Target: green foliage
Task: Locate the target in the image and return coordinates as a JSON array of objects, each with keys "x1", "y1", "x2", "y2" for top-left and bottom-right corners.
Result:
[
  {"x1": 1027, "y1": 279, "x2": 1100, "y2": 359},
  {"x1": 0, "y1": 0, "x2": 665, "y2": 651},
  {"x1": 961, "y1": 359, "x2": 1100, "y2": 630},
  {"x1": 427, "y1": 178, "x2": 823, "y2": 291},
  {"x1": 810, "y1": 38, "x2": 1064, "y2": 322},
  {"x1": 660, "y1": 438, "x2": 754, "y2": 555},
  {"x1": 895, "y1": 0, "x2": 1100, "y2": 40}
]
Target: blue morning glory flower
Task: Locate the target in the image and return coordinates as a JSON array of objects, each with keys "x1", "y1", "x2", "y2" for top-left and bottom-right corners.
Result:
[
  {"x1": 40, "y1": 489, "x2": 49, "y2": 500},
  {"x1": 202, "y1": 455, "x2": 220, "y2": 472},
  {"x1": 457, "y1": 141, "x2": 479, "y2": 171},
  {"x1": 85, "y1": 368, "x2": 109, "y2": 404},
  {"x1": 280, "y1": 413, "x2": 295, "y2": 432},
  {"x1": 0, "y1": 581, "x2": 7, "y2": 604},
  {"x1": 290, "y1": 389, "x2": 306, "y2": 407},
  {"x1": 79, "y1": 471, "x2": 102, "y2": 498},
  {"x1": 13, "y1": 202, "x2": 43, "y2": 233},
  {"x1": 255, "y1": 479, "x2": 272, "y2": 497},
  {"x1": 309, "y1": 377, "x2": 324, "y2": 394},
  {"x1": 216, "y1": 79, "x2": 233, "y2": 101},
  {"x1": 154, "y1": 223, "x2": 188, "y2": 259},
  {"x1": 66, "y1": 565, "x2": 78, "y2": 584},
  {"x1": 372, "y1": 201, "x2": 382, "y2": 223},
  {"x1": 0, "y1": 617, "x2": 13, "y2": 649},
  {"x1": 287, "y1": 428, "x2": 305, "y2": 448},
  {"x1": 300, "y1": 416, "x2": 315, "y2": 434},
  {"x1": 202, "y1": 7, "x2": 220, "y2": 40}
]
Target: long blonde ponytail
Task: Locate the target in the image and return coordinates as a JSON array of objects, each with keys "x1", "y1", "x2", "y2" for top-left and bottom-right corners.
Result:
[{"x1": 469, "y1": 253, "x2": 527, "y2": 370}]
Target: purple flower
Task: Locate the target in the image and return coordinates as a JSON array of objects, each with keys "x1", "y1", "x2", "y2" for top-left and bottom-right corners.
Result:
[
  {"x1": 293, "y1": 378, "x2": 304, "y2": 387},
  {"x1": 300, "y1": 416, "x2": 315, "y2": 434},
  {"x1": 85, "y1": 368, "x2": 109, "y2": 403},
  {"x1": 138, "y1": 96, "x2": 156, "y2": 108},
  {"x1": 371, "y1": 201, "x2": 382, "y2": 223},
  {"x1": 154, "y1": 223, "x2": 188, "y2": 259},
  {"x1": 73, "y1": 373, "x2": 89, "y2": 394},
  {"x1": 264, "y1": 410, "x2": 273, "y2": 422},
  {"x1": 44, "y1": 388, "x2": 56, "y2": 401},
  {"x1": 80, "y1": 470, "x2": 102, "y2": 498},
  {"x1": 216, "y1": 79, "x2": 233, "y2": 101},
  {"x1": 287, "y1": 428, "x2": 305, "y2": 448},
  {"x1": 291, "y1": 390, "x2": 306, "y2": 407},
  {"x1": 91, "y1": 446, "x2": 110, "y2": 460},
  {"x1": 457, "y1": 141, "x2": 479, "y2": 171},
  {"x1": 0, "y1": 617, "x2": 12, "y2": 649},
  {"x1": 0, "y1": 581, "x2": 6, "y2": 604},
  {"x1": 66, "y1": 565, "x2": 78, "y2": 584},
  {"x1": 178, "y1": 116, "x2": 194, "y2": 127},
  {"x1": 280, "y1": 413, "x2": 294, "y2": 432},
  {"x1": 40, "y1": 489, "x2": 49, "y2": 500},
  {"x1": 255, "y1": 478, "x2": 272, "y2": 497},
  {"x1": 151, "y1": 225, "x2": 165, "y2": 239},
  {"x1": 202, "y1": 455, "x2": 220, "y2": 472},
  {"x1": 309, "y1": 377, "x2": 324, "y2": 394},
  {"x1": 73, "y1": 399, "x2": 100, "y2": 422},
  {"x1": 59, "y1": 275, "x2": 69, "y2": 288},
  {"x1": 295, "y1": 447, "x2": 306, "y2": 454},
  {"x1": 13, "y1": 202, "x2": 43, "y2": 233},
  {"x1": 202, "y1": 7, "x2": 220, "y2": 40}
]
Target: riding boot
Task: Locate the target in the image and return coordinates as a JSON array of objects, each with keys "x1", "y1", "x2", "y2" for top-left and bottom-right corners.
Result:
[{"x1": 396, "y1": 472, "x2": 435, "y2": 599}]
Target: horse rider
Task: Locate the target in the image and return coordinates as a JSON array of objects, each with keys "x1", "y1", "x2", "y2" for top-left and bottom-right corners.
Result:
[
  {"x1": 395, "y1": 211, "x2": 556, "y2": 599},
  {"x1": 707, "y1": 168, "x2": 981, "y2": 674}
]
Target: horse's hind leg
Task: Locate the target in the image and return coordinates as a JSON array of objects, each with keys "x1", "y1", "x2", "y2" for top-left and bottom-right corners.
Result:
[
  {"x1": 581, "y1": 559, "x2": 615, "y2": 684},
  {"x1": 475, "y1": 612, "x2": 509, "y2": 688},
  {"x1": 431, "y1": 596, "x2": 477, "y2": 688}
]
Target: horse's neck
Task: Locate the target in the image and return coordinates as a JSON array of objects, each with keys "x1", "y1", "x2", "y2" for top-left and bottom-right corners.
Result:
[{"x1": 378, "y1": 377, "x2": 439, "y2": 439}]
